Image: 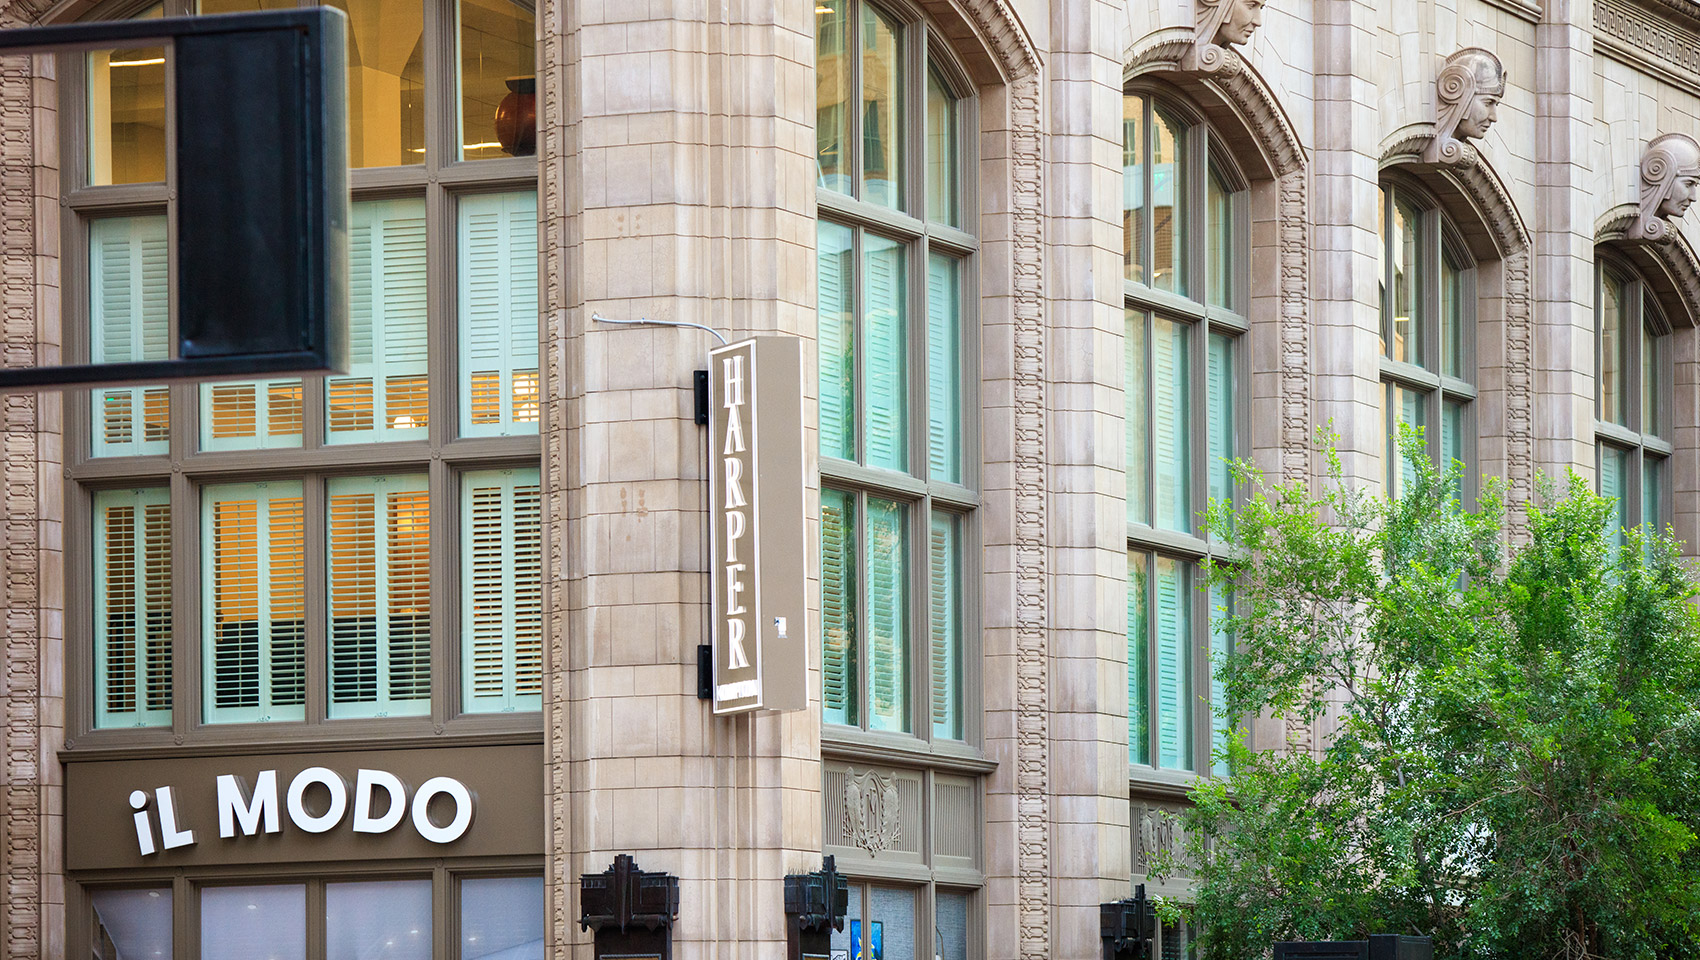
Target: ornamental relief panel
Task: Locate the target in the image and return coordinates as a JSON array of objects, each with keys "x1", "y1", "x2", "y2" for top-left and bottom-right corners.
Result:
[
  {"x1": 823, "y1": 763, "x2": 924, "y2": 864},
  {"x1": 1426, "y1": 48, "x2": 1506, "y2": 166}
]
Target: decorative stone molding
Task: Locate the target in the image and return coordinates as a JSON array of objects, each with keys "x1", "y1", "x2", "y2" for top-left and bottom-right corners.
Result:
[
  {"x1": 841, "y1": 768, "x2": 902, "y2": 855},
  {"x1": 1597, "y1": 0, "x2": 1700, "y2": 97},
  {"x1": 1193, "y1": 0, "x2": 1265, "y2": 73},
  {"x1": 1598, "y1": 203, "x2": 1700, "y2": 329},
  {"x1": 1628, "y1": 134, "x2": 1700, "y2": 243},
  {"x1": 1426, "y1": 48, "x2": 1506, "y2": 166}
]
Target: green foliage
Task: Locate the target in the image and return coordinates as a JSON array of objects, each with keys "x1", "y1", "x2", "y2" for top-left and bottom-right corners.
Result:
[{"x1": 1168, "y1": 429, "x2": 1700, "y2": 960}]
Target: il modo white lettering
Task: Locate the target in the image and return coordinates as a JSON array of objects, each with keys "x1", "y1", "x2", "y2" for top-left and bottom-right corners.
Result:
[{"x1": 127, "y1": 767, "x2": 475, "y2": 855}]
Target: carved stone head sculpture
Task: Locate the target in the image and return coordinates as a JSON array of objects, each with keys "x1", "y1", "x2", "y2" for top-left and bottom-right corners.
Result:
[
  {"x1": 1194, "y1": 0, "x2": 1265, "y2": 71},
  {"x1": 1427, "y1": 48, "x2": 1506, "y2": 164},
  {"x1": 1629, "y1": 133, "x2": 1700, "y2": 241}
]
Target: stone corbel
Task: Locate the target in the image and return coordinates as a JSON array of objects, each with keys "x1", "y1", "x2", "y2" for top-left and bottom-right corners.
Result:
[
  {"x1": 1425, "y1": 48, "x2": 1505, "y2": 166},
  {"x1": 1192, "y1": 0, "x2": 1265, "y2": 74},
  {"x1": 1628, "y1": 133, "x2": 1700, "y2": 242}
]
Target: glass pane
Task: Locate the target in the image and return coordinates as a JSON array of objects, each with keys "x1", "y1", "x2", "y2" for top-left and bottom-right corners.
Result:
[
  {"x1": 1123, "y1": 95, "x2": 1145, "y2": 285},
  {"x1": 328, "y1": 475, "x2": 431, "y2": 719},
  {"x1": 1151, "y1": 110, "x2": 1186, "y2": 295},
  {"x1": 324, "y1": 0, "x2": 426, "y2": 166},
  {"x1": 1207, "y1": 333, "x2": 1234, "y2": 509},
  {"x1": 815, "y1": 0, "x2": 851, "y2": 192},
  {"x1": 91, "y1": 887, "x2": 172, "y2": 960},
  {"x1": 1155, "y1": 556, "x2": 1193, "y2": 770},
  {"x1": 1644, "y1": 455, "x2": 1665, "y2": 540},
  {"x1": 1389, "y1": 199, "x2": 1420, "y2": 365},
  {"x1": 1126, "y1": 310, "x2": 1149, "y2": 525},
  {"x1": 1385, "y1": 383, "x2": 1427, "y2": 497},
  {"x1": 94, "y1": 489, "x2": 172, "y2": 729},
  {"x1": 819, "y1": 221, "x2": 856, "y2": 461},
  {"x1": 1443, "y1": 398, "x2": 1467, "y2": 499},
  {"x1": 830, "y1": 884, "x2": 864, "y2": 960},
  {"x1": 1599, "y1": 270, "x2": 1626, "y2": 426},
  {"x1": 1643, "y1": 320, "x2": 1661, "y2": 438},
  {"x1": 1128, "y1": 552, "x2": 1149, "y2": 766},
  {"x1": 90, "y1": 216, "x2": 170, "y2": 458},
  {"x1": 462, "y1": 469, "x2": 543, "y2": 713},
  {"x1": 1209, "y1": 584, "x2": 1232, "y2": 778},
  {"x1": 200, "y1": 884, "x2": 306, "y2": 960},
  {"x1": 327, "y1": 879, "x2": 432, "y2": 960},
  {"x1": 866, "y1": 887, "x2": 917, "y2": 960},
  {"x1": 333, "y1": 198, "x2": 430, "y2": 443},
  {"x1": 822, "y1": 489, "x2": 858, "y2": 727},
  {"x1": 1207, "y1": 166, "x2": 1234, "y2": 310},
  {"x1": 459, "y1": 191, "x2": 540, "y2": 437},
  {"x1": 460, "y1": 876, "x2": 544, "y2": 960},
  {"x1": 1442, "y1": 249, "x2": 1464, "y2": 380},
  {"x1": 867, "y1": 497, "x2": 909, "y2": 733},
  {"x1": 201, "y1": 380, "x2": 304, "y2": 451},
  {"x1": 1599, "y1": 444, "x2": 1631, "y2": 555},
  {"x1": 1376, "y1": 187, "x2": 1387, "y2": 355},
  {"x1": 861, "y1": 5, "x2": 902, "y2": 209},
  {"x1": 926, "y1": 67, "x2": 959, "y2": 225},
  {"x1": 936, "y1": 891, "x2": 970, "y2": 960},
  {"x1": 926, "y1": 254, "x2": 961, "y2": 482},
  {"x1": 202, "y1": 482, "x2": 307, "y2": 724},
  {"x1": 459, "y1": 0, "x2": 535, "y2": 160},
  {"x1": 87, "y1": 6, "x2": 165, "y2": 186},
  {"x1": 929, "y1": 511, "x2": 962, "y2": 740},
  {"x1": 864, "y1": 235, "x2": 906, "y2": 471},
  {"x1": 1153, "y1": 318, "x2": 1189, "y2": 532}
]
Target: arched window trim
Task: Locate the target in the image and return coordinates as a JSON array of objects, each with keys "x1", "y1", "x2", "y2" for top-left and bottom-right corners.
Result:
[{"x1": 1595, "y1": 250, "x2": 1675, "y2": 545}]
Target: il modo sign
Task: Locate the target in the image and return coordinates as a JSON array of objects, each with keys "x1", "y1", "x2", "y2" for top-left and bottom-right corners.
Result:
[{"x1": 708, "y1": 337, "x2": 807, "y2": 714}]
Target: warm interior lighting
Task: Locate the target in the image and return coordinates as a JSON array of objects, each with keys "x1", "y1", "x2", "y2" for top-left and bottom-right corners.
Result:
[
  {"x1": 108, "y1": 57, "x2": 165, "y2": 67},
  {"x1": 462, "y1": 141, "x2": 504, "y2": 150},
  {"x1": 815, "y1": 4, "x2": 833, "y2": 11},
  {"x1": 391, "y1": 414, "x2": 418, "y2": 430}
]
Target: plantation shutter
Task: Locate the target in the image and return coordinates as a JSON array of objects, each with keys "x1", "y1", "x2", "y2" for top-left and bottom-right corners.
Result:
[
  {"x1": 459, "y1": 192, "x2": 540, "y2": 437},
  {"x1": 1152, "y1": 319, "x2": 1188, "y2": 532},
  {"x1": 327, "y1": 475, "x2": 431, "y2": 718},
  {"x1": 201, "y1": 379, "x2": 303, "y2": 451},
  {"x1": 1206, "y1": 333, "x2": 1233, "y2": 508},
  {"x1": 94, "y1": 488, "x2": 172, "y2": 728},
  {"x1": 1126, "y1": 312, "x2": 1149, "y2": 525},
  {"x1": 865, "y1": 497, "x2": 908, "y2": 733},
  {"x1": 462, "y1": 468, "x2": 543, "y2": 712},
  {"x1": 1209, "y1": 583, "x2": 1232, "y2": 778},
  {"x1": 818, "y1": 223, "x2": 854, "y2": 461},
  {"x1": 90, "y1": 216, "x2": 170, "y2": 457},
  {"x1": 1128, "y1": 552, "x2": 1149, "y2": 765},
  {"x1": 864, "y1": 238, "x2": 906, "y2": 471},
  {"x1": 925, "y1": 255, "x2": 959, "y2": 483},
  {"x1": 1154, "y1": 556, "x2": 1191, "y2": 770},
  {"x1": 928, "y1": 511, "x2": 960, "y2": 740},
  {"x1": 330, "y1": 200, "x2": 429, "y2": 443},
  {"x1": 821, "y1": 489, "x2": 857, "y2": 727},
  {"x1": 202, "y1": 482, "x2": 306, "y2": 724}
]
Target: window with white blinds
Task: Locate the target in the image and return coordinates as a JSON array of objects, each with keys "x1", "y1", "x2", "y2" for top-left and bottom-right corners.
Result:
[
  {"x1": 200, "y1": 379, "x2": 305, "y2": 451},
  {"x1": 202, "y1": 481, "x2": 307, "y2": 724},
  {"x1": 461, "y1": 468, "x2": 543, "y2": 713},
  {"x1": 459, "y1": 191, "x2": 540, "y2": 438},
  {"x1": 94, "y1": 488, "x2": 173, "y2": 729},
  {"x1": 330, "y1": 199, "x2": 430, "y2": 444},
  {"x1": 327, "y1": 475, "x2": 431, "y2": 719},
  {"x1": 1595, "y1": 260, "x2": 1672, "y2": 554},
  {"x1": 815, "y1": 4, "x2": 975, "y2": 745},
  {"x1": 89, "y1": 215, "x2": 170, "y2": 458},
  {"x1": 1123, "y1": 89, "x2": 1247, "y2": 777}
]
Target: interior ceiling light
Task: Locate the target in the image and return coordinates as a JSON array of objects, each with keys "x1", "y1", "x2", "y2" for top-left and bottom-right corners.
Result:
[
  {"x1": 108, "y1": 57, "x2": 165, "y2": 66},
  {"x1": 816, "y1": 5, "x2": 833, "y2": 12}
]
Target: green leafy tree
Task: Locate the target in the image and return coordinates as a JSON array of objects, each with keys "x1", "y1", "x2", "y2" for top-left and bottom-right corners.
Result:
[{"x1": 1163, "y1": 432, "x2": 1700, "y2": 960}]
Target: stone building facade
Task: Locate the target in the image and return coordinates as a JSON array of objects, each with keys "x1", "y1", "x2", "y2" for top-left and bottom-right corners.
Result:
[{"x1": 0, "y1": 0, "x2": 1698, "y2": 957}]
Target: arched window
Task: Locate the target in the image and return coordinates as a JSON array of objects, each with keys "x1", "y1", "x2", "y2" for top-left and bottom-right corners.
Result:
[
  {"x1": 1378, "y1": 182, "x2": 1477, "y2": 497},
  {"x1": 1122, "y1": 90, "x2": 1246, "y2": 779},
  {"x1": 1596, "y1": 257, "x2": 1672, "y2": 547}
]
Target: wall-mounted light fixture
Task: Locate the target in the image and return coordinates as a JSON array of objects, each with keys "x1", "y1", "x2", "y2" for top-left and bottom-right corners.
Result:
[
  {"x1": 580, "y1": 854, "x2": 681, "y2": 960},
  {"x1": 784, "y1": 855, "x2": 849, "y2": 960},
  {"x1": 1100, "y1": 884, "x2": 1156, "y2": 960}
]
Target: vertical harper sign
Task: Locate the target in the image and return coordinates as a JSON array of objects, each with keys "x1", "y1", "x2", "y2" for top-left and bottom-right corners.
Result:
[{"x1": 708, "y1": 337, "x2": 807, "y2": 713}]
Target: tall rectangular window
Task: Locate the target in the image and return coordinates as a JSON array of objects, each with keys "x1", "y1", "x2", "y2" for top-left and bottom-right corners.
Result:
[
  {"x1": 202, "y1": 482, "x2": 307, "y2": 724},
  {"x1": 89, "y1": 215, "x2": 170, "y2": 458},
  {"x1": 328, "y1": 475, "x2": 432, "y2": 719},
  {"x1": 459, "y1": 191, "x2": 540, "y2": 438},
  {"x1": 462, "y1": 468, "x2": 544, "y2": 713},
  {"x1": 94, "y1": 488, "x2": 172, "y2": 729},
  {"x1": 1595, "y1": 261, "x2": 1672, "y2": 551},
  {"x1": 330, "y1": 199, "x2": 430, "y2": 444}
]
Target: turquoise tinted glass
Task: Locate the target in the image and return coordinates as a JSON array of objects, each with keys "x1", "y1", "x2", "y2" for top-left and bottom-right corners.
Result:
[
  {"x1": 864, "y1": 235, "x2": 907, "y2": 471},
  {"x1": 1207, "y1": 333, "x2": 1234, "y2": 509},
  {"x1": 821, "y1": 488, "x2": 857, "y2": 727},
  {"x1": 818, "y1": 221, "x2": 855, "y2": 460},
  {"x1": 866, "y1": 497, "x2": 909, "y2": 733},
  {"x1": 1128, "y1": 551, "x2": 1149, "y2": 766},
  {"x1": 1155, "y1": 557, "x2": 1193, "y2": 770},
  {"x1": 927, "y1": 254, "x2": 961, "y2": 482},
  {"x1": 929, "y1": 511, "x2": 962, "y2": 740},
  {"x1": 1126, "y1": 311, "x2": 1149, "y2": 525},
  {"x1": 1153, "y1": 318, "x2": 1189, "y2": 532},
  {"x1": 1210, "y1": 583, "x2": 1232, "y2": 778}
]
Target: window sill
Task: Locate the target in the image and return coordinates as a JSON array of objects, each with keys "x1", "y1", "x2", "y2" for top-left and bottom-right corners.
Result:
[
  {"x1": 821, "y1": 729, "x2": 997, "y2": 775},
  {"x1": 1129, "y1": 767, "x2": 1211, "y2": 801},
  {"x1": 60, "y1": 723, "x2": 543, "y2": 763}
]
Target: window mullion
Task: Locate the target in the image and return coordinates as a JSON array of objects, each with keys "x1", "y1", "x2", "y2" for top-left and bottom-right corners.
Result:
[
  {"x1": 1143, "y1": 99, "x2": 1155, "y2": 289},
  {"x1": 303, "y1": 472, "x2": 328, "y2": 725}
]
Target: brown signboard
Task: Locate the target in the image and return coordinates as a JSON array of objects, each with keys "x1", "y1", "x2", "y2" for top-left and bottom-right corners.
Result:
[
  {"x1": 708, "y1": 337, "x2": 807, "y2": 714},
  {"x1": 65, "y1": 744, "x2": 543, "y2": 871}
]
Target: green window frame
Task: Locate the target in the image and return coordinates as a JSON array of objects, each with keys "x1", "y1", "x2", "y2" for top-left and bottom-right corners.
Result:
[
  {"x1": 816, "y1": 0, "x2": 978, "y2": 748},
  {"x1": 1595, "y1": 258, "x2": 1673, "y2": 550},
  {"x1": 1122, "y1": 89, "x2": 1245, "y2": 778},
  {"x1": 66, "y1": 0, "x2": 542, "y2": 742},
  {"x1": 1377, "y1": 182, "x2": 1477, "y2": 498}
]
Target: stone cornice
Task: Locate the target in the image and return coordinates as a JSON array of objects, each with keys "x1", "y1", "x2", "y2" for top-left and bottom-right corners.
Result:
[{"x1": 1596, "y1": 0, "x2": 1700, "y2": 96}]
